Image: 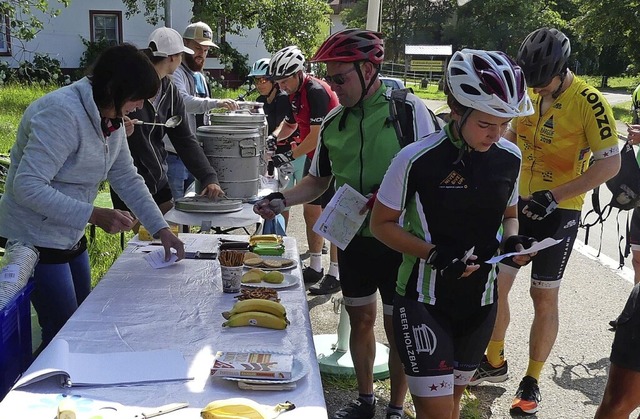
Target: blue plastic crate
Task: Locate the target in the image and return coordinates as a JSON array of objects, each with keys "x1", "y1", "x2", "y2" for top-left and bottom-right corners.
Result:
[{"x1": 0, "y1": 282, "x2": 34, "y2": 401}]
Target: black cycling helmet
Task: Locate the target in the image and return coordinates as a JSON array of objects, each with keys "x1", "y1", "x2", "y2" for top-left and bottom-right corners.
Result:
[{"x1": 516, "y1": 28, "x2": 571, "y2": 88}]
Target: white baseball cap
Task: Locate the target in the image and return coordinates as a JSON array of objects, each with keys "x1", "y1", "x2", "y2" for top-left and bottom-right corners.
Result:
[
  {"x1": 183, "y1": 21, "x2": 219, "y2": 48},
  {"x1": 148, "y1": 27, "x2": 194, "y2": 57}
]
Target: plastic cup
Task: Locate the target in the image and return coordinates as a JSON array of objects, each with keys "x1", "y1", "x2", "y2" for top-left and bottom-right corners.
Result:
[{"x1": 221, "y1": 266, "x2": 243, "y2": 293}]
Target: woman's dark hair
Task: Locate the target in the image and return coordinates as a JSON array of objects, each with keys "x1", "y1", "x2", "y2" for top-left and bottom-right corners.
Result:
[{"x1": 90, "y1": 43, "x2": 159, "y2": 117}]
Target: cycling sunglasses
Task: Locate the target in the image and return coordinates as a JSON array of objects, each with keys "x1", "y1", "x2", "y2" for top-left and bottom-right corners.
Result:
[{"x1": 324, "y1": 67, "x2": 357, "y2": 85}]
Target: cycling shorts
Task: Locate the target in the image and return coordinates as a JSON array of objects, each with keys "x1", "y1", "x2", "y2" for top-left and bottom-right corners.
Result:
[
  {"x1": 610, "y1": 283, "x2": 640, "y2": 372},
  {"x1": 501, "y1": 198, "x2": 580, "y2": 285},
  {"x1": 338, "y1": 235, "x2": 400, "y2": 307},
  {"x1": 629, "y1": 208, "x2": 640, "y2": 250},
  {"x1": 303, "y1": 158, "x2": 334, "y2": 207},
  {"x1": 393, "y1": 294, "x2": 496, "y2": 396}
]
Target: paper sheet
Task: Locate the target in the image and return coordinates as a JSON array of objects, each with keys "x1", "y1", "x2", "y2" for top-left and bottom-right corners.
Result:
[
  {"x1": 485, "y1": 237, "x2": 564, "y2": 264},
  {"x1": 313, "y1": 184, "x2": 369, "y2": 250},
  {"x1": 144, "y1": 248, "x2": 178, "y2": 268},
  {"x1": 15, "y1": 339, "x2": 193, "y2": 388}
]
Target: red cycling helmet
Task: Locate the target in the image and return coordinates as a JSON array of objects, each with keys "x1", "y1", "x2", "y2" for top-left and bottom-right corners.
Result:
[{"x1": 310, "y1": 29, "x2": 384, "y2": 65}]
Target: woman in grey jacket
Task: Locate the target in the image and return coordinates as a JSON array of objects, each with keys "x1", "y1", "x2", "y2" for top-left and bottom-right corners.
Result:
[{"x1": 0, "y1": 44, "x2": 185, "y2": 347}]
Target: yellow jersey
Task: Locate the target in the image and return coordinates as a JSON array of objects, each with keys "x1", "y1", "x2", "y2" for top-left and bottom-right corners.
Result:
[{"x1": 513, "y1": 76, "x2": 619, "y2": 211}]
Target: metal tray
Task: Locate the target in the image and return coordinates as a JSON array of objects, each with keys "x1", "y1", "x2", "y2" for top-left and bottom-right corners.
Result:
[{"x1": 174, "y1": 196, "x2": 243, "y2": 213}]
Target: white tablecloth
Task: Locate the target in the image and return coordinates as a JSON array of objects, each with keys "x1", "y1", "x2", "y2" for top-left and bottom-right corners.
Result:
[{"x1": 0, "y1": 234, "x2": 327, "y2": 418}]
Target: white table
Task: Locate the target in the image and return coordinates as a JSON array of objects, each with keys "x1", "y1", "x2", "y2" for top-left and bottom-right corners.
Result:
[
  {"x1": 164, "y1": 204, "x2": 263, "y2": 234},
  {"x1": 0, "y1": 234, "x2": 327, "y2": 418}
]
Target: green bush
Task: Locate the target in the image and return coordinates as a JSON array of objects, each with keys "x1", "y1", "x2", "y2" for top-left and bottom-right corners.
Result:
[{"x1": 15, "y1": 54, "x2": 65, "y2": 86}]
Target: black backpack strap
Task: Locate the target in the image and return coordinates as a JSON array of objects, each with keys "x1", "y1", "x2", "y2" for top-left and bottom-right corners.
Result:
[
  {"x1": 615, "y1": 209, "x2": 626, "y2": 269},
  {"x1": 388, "y1": 88, "x2": 412, "y2": 148},
  {"x1": 580, "y1": 186, "x2": 612, "y2": 246}
]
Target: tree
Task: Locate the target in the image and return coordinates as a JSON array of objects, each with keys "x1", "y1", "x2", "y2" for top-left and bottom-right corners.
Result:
[
  {"x1": 0, "y1": 0, "x2": 69, "y2": 42},
  {"x1": 574, "y1": 0, "x2": 640, "y2": 76},
  {"x1": 446, "y1": 0, "x2": 563, "y2": 57},
  {"x1": 121, "y1": 0, "x2": 331, "y2": 56}
]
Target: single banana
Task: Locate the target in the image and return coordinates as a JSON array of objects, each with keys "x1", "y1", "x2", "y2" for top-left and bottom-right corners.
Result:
[
  {"x1": 222, "y1": 311, "x2": 289, "y2": 329},
  {"x1": 201, "y1": 398, "x2": 295, "y2": 419},
  {"x1": 201, "y1": 397, "x2": 268, "y2": 419},
  {"x1": 222, "y1": 299, "x2": 287, "y2": 320}
]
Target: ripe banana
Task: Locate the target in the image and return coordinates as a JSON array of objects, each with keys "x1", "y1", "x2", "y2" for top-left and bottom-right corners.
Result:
[
  {"x1": 222, "y1": 311, "x2": 289, "y2": 329},
  {"x1": 249, "y1": 234, "x2": 283, "y2": 246},
  {"x1": 201, "y1": 398, "x2": 268, "y2": 419},
  {"x1": 222, "y1": 299, "x2": 287, "y2": 320},
  {"x1": 201, "y1": 398, "x2": 295, "y2": 419}
]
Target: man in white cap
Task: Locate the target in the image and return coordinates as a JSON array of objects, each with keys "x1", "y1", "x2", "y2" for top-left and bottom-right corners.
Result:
[
  {"x1": 164, "y1": 21, "x2": 238, "y2": 199},
  {"x1": 112, "y1": 27, "x2": 224, "y2": 222}
]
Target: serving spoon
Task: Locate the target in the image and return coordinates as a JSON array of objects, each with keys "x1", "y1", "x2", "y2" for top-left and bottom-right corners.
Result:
[{"x1": 133, "y1": 115, "x2": 182, "y2": 128}]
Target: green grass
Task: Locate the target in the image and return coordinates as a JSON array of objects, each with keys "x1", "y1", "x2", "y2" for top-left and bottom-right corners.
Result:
[{"x1": 0, "y1": 84, "x2": 57, "y2": 154}]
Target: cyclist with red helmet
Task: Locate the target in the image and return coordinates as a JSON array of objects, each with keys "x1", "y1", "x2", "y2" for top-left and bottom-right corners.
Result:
[
  {"x1": 469, "y1": 28, "x2": 620, "y2": 416},
  {"x1": 255, "y1": 29, "x2": 438, "y2": 419},
  {"x1": 267, "y1": 45, "x2": 342, "y2": 295},
  {"x1": 371, "y1": 48, "x2": 535, "y2": 419}
]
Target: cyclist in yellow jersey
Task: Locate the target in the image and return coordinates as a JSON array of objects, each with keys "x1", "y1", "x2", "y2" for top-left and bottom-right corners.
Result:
[{"x1": 468, "y1": 28, "x2": 621, "y2": 416}]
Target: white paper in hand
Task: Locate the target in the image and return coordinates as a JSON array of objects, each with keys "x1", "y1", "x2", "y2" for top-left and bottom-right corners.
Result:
[
  {"x1": 144, "y1": 248, "x2": 178, "y2": 268},
  {"x1": 313, "y1": 184, "x2": 369, "y2": 250},
  {"x1": 485, "y1": 237, "x2": 564, "y2": 264}
]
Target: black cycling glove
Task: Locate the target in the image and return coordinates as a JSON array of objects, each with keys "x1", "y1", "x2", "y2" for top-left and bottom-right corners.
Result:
[
  {"x1": 254, "y1": 192, "x2": 287, "y2": 216},
  {"x1": 272, "y1": 150, "x2": 294, "y2": 167},
  {"x1": 425, "y1": 246, "x2": 468, "y2": 281},
  {"x1": 503, "y1": 235, "x2": 537, "y2": 254},
  {"x1": 523, "y1": 190, "x2": 558, "y2": 220},
  {"x1": 266, "y1": 134, "x2": 277, "y2": 152}
]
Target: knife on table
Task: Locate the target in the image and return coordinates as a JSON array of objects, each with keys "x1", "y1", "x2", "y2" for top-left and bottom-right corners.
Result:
[{"x1": 134, "y1": 403, "x2": 189, "y2": 418}]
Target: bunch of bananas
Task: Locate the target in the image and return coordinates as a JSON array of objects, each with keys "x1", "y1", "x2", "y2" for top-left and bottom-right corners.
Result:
[
  {"x1": 201, "y1": 398, "x2": 294, "y2": 419},
  {"x1": 249, "y1": 234, "x2": 283, "y2": 246},
  {"x1": 222, "y1": 299, "x2": 289, "y2": 329}
]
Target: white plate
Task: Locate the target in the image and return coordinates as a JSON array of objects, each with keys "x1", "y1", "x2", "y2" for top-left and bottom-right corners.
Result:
[
  {"x1": 241, "y1": 274, "x2": 299, "y2": 289},
  {"x1": 243, "y1": 256, "x2": 298, "y2": 271},
  {"x1": 221, "y1": 356, "x2": 309, "y2": 384}
]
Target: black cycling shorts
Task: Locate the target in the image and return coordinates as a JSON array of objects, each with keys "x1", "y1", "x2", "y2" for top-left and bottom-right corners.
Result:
[
  {"x1": 610, "y1": 283, "x2": 640, "y2": 372},
  {"x1": 303, "y1": 158, "x2": 334, "y2": 207},
  {"x1": 393, "y1": 294, "x2": 496, "y2": 394},
  {"x1": 337, "y1": 235, "x2": 401, "y2": 306},
  {"x1": 501, "y1": 198, "x2": 580, "y2": 282},
  {"x1": 110, "y1": 183, "x2": 173, "y2": 212}
]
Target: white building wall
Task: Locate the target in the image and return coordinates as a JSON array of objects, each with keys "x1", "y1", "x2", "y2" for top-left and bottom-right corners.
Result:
[{"x1": 0, "y1": 0, "x2": 270, "y2": 71}]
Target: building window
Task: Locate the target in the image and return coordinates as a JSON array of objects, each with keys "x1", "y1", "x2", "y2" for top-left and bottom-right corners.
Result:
[
  {"x1": 90, "y1": 11, "x2": 122, "y2": 45},
  {"x1": 0, "y1": 15, "x2": 10, "y2": 56}
]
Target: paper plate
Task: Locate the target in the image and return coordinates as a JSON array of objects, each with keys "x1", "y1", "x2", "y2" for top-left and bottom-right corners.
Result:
[
  {"x1": 243, "y1": 256, "x2": 297, "y2": 271},
  {"x1": 221, "y1": 356, "x2": 309, "y2": 384},
  {"x1": 241, "y1": 274, "x2": 299, "y2": 289}
]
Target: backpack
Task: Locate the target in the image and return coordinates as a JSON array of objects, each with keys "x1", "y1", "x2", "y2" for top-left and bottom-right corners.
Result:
[
  {"x1": 387, "y1": 88, "x2": 443, "y2": 148},
  {"x1": 581, "y1": 140, "x2": 640, "y2": 267}
]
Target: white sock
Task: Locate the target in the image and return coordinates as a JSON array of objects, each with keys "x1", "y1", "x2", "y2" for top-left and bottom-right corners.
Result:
[
  {"x1": 328, "y1": 262, "x2": 339, "y2": 278},
  {"x1": 310, "y1": 253, "x2": 322, "y2": 272}
]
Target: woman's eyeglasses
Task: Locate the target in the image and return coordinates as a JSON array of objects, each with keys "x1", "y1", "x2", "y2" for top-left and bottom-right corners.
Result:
[
  {"x1": 254, "y1": 77, "x2": 271, "y2": 85},
  {"x1": 324, "y1": 67, "x2": 357, "y2": 85}
]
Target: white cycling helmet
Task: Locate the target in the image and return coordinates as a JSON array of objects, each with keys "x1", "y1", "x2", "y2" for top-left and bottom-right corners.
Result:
[
  {"x1": 446, "y1": 49, "x2": 534, "y2": 118},
  {"x1": 270, "y1": 46, "x2": 305, "y2": 80}
]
